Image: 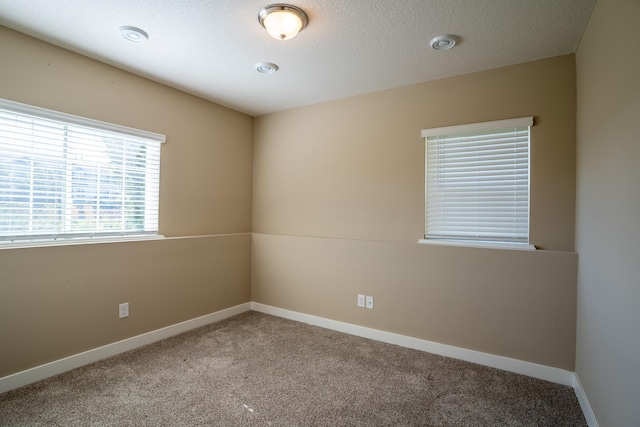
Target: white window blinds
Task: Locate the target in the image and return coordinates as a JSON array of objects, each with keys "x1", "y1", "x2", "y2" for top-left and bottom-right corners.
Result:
[
  {"x1": 0, "y1": 98, "x2": 165, "y2": 244},
  {"x1": 422, "y1": 117, "x2": 532, "y2": 245}
]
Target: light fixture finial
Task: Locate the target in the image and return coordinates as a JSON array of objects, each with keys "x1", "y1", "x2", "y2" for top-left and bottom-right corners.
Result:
[{"x1": 259, "y1": 4, "x2": 308, "y2": 41}]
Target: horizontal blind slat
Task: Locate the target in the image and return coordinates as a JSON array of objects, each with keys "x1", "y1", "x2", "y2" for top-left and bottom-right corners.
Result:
[
  {"x1": 424, "y1": 122, "x2": 530, "y2": 243},
  {"x1": 0, "y1": 99, "x2": 164, "y2": 242}
]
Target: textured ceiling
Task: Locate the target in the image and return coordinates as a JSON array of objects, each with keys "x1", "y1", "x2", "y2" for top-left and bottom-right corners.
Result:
[{"x1": 0, "y1": 0, "x2": 596, "y2": 116}]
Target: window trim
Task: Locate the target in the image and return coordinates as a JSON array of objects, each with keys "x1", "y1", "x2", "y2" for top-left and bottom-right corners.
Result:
[
  {"x1": 421, "y1": 117, "x2": 533, "y2": 139},
  {"x1": 0, "y1": 234, "x2": 165, "y2": 250},
  {"x1": 421, "y1": 116, "x2": 534, "y2": 248},
  {"x1": 0, "y1": 98, "x2": 166, "y2": 248},
  {"x1": 0, "y1": 98, "x2": 166, "y2": 144},
  {"x1": 417, "y1": 238, "x2": 536, "y2": 251}
]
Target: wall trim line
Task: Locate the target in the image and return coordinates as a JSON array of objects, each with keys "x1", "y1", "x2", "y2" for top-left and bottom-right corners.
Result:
[
  {"x1": 251, "y1": 302, "x2": 575, "y2": 386},
  {"x1": 0, "y1": 302, "x2": 252, "y2": 394},
  {"x1": 573, "y1": 373, "x2": 599, "y2": 427}
]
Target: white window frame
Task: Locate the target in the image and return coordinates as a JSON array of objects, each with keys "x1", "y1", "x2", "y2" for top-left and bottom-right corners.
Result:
[
  {"x1": 0, "y1": 98, "x2": 166, "y2": 248},
  {"x1": 419, "y1": 117, "x2": 535, "y2": 251}
]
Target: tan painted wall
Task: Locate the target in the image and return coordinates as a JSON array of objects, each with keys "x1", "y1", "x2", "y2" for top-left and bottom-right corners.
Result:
[
  {"x1": 575, "y1": 0, "x2": 640, "y2": 425},
  {"x1": 0, "y1": 27, "x2": 253, "y2": 377},
  {"x1": 253, "y1": 55, "x2": 576, "y2": 251},
  {"x1": 252, "y1": 234, "x2": 577, "y2": 369},
  {"x1": 252, "y1": 55, "x2": 578, "y2": 369},
  {"x1": 0, "y1": 26, "x2": 253, "y2": 237},
  {"x1": 0, "y1": 235, "x2": 251, "y2": 377}
]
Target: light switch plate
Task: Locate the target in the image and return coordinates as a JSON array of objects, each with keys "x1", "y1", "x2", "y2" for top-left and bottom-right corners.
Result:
[
  {"x1": 119, "y1": 302, "x2": 129, "y2": 318},
  {"x1": 365, "y1": 296, "x2": 374, "y2": 309}
]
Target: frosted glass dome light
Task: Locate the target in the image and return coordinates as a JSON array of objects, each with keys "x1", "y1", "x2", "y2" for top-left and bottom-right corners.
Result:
[{"x1": 259, "y1": 4, "x2": 308, "y2": 41}]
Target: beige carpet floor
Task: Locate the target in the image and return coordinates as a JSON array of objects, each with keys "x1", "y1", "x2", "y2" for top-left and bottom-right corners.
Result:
[{"x1": 0, "y1": 311, "x2": 586, "y2": 426}]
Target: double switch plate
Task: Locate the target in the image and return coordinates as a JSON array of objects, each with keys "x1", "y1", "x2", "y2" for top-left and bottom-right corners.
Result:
[{"x1": 357, "y1": 294, "x2": 374, "y2": 309}]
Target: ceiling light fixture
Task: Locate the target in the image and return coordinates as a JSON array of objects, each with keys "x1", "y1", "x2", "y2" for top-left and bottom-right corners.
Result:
[
  {"x1": 256, "y1": 62, "x2": 279, "y2": 74},
  {"x1": 258, "y1": 4, "x2": 308, "y2": 41},
  {"x1": 120, "y1": 26, "x2": 149, "y2": 42},
  {"x1": 430, "y1": 34, "x2": 458, "y2": 50}
]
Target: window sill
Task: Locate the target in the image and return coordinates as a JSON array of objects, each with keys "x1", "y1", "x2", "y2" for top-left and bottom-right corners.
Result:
[
  {"x1": 417, "y1": 239, "x2": 536, "y2": 251},
  {"x1": 0, "y1": 234, "x2": 165, "y2": 250}
]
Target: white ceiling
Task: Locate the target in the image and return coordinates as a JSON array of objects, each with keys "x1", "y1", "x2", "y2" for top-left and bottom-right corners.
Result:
[{"x1": 0, "y1": 0, "x2": 596, "y2": 117}]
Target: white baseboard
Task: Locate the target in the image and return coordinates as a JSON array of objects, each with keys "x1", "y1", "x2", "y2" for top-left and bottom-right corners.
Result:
[
  {"x1": 251, "y1": 302, "x2": 575, "y2": 387},
  {"x1": 573, "y1": 373, "x2": 599, "y2": 427},
  {"x1": 0, "y1": 302, "x2": 251, "y2": 394},
  {"x1": 2, "y1": 300, "x2": 594, "y2": 426}
]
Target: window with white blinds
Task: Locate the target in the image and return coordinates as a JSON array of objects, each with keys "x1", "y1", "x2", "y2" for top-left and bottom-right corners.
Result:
[
  {"x1": 0, "y1": 98, "x2": 165, "y2": 245},
  {"x1": 421, "y1": 117, "x2": 533, "y2": 246}
]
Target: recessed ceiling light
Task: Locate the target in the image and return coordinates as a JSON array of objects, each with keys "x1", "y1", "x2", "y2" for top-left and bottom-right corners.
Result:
[
  {"x1": 256, "y1": 62, "x2": 279, "y2": 74},
  {"x1": 120, "y1": 26, "x2": 149, "y2": 42},
  {"x1": 430, "y1": 34, "x2": 458, "y2": 50}
]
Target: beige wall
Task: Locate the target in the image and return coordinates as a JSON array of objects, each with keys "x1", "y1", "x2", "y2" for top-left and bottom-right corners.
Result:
[
  {"x1": 0, "y1": 27, "x2": 253, "y2": 377},
  {"x1": 575, "y1": 0, "x2": 640, "y2": 425},
  {"x1": 0, "y1": 235, "x2": 251, "y2": 377},
  {"x1": 253, "y1": 234, "x2": 577, "y2": 369},
  {"x1": 253, "y1": 55, "x2": 576, "y2": 251},
  {"x1": 252, "y1": 55, "x2": 578, "y2": 369},
  {"x1": 0, "y1": 26, "x2": 253, "y2": 237}
]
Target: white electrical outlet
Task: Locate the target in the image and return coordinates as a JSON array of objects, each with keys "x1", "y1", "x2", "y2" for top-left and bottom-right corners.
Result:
[
  {"x1": 365, "y1": 296, "x2": 374, "y2": 309},
  {"x1": 357, "y1": 294, "x2": 365, "y2": 307},
  {"x1": 119, "y1": 302, "x2": 129, "y2": 319}
]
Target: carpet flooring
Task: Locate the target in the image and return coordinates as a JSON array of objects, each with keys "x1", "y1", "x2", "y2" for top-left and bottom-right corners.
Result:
[{"x1": 0, "y1": 311, "x2": 586, "y2": 426}]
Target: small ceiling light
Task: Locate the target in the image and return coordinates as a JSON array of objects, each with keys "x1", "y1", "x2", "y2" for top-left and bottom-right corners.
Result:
[
  {"x1": 430, "y1": 34, "x2": 458, "y2": 50},
  {"x1": 120, "y1": 26, "x2": 149, "y2": 42},
  {"x1": 256, "y1": 62, "x2": 279, "y2": 74},
  {"x1": 258, "y1": 4, "x2": 308, "y2": 41}
]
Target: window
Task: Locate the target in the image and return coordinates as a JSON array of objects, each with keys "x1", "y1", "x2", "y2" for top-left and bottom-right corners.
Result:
[
  {"x1": 421, "y1": 117, "x2": 533, "y2": 249},
  {"x1": 0, "y1": 98, "x2": 165, "y2": 245}
]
